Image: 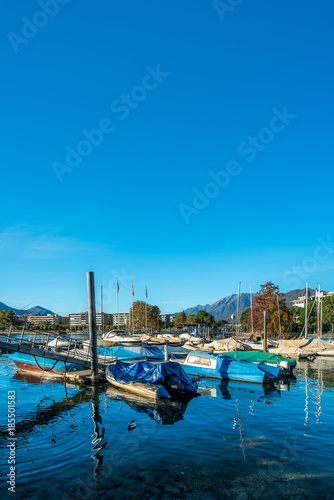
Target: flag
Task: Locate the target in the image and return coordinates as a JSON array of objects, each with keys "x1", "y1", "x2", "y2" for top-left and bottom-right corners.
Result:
[
  {"x1": 145, "y1": 284, "x2": 148, "y2": 298},
  {"x1": 132, "y1": 282, "x2": 134, "y2": 297},
  {"x1": 116, "y1": 278, "x2": 119, "y2": 294}
]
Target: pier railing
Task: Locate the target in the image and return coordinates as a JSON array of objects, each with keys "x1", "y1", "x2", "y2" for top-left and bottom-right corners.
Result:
[{"x1": 0, "y1": 329, "x2": 115, "y2": 369}]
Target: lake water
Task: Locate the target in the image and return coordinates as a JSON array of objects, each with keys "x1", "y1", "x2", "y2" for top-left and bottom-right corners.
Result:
[{"x1": 1, "y1": 354, "x2": 334, "y2": 499}]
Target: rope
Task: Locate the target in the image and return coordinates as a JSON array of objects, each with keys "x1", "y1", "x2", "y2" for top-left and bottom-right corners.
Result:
[
  {"x1": 298, "y1": 301, "x2": 316, "y2": 338},
  {"x1": 33, "y1": 355, "x2": 59, "y2": 372}
]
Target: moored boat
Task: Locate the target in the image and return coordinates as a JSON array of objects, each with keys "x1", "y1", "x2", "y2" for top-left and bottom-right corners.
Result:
[
  {"x1": 101, "y1": 331, "x2": 142, "y2": 344},
  {"x1": 105, "y1": 360, "x2": 198, "y2": 399},
  {"x1": 176, "y1": 350, "x2": 280, "y2": 384},
  {"x1": 219, "y1": 350, "x2": 296, "y2": 377},
  {"x1": 8, "y1": 351, "x2": 85, "y2": 378}
]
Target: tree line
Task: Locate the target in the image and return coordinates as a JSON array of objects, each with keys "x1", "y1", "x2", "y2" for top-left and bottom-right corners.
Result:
[{"x1": 240, "y1": 281, "x2": 334, "y2": 338}]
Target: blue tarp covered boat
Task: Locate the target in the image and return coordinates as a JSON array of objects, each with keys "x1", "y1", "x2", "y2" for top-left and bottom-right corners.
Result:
[
  {"x1": 105, "y1": 360, "x2": 197, "y2": 399},
  {"x1": 119, "y1": 345, "x2": 165, "y2": 360},
  {"x1": 155, "y1": 345, "x2": 192, "y2": 359},
  {"x1": 96, "y1": 346, "x2": 145, "y2": 361},
  {"x1": 178, "y1": 350, "x2": 280, "y2": 384}
]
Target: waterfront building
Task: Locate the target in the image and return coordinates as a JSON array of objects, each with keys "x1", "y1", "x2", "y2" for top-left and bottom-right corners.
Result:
[
  {"x1": 69, "y1": 312, "x2": 113, "y2": 326},
  {"x1": 27, "y1": 314, "x2": 69, "y2": 326},
  {"x1": 112, "y1": 312, "x2": 129, "y2": 326}
]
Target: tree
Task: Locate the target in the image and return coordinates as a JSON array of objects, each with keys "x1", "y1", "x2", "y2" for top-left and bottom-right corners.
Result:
[
  {"x1": 216, "y1": 319, "x2": 228, "y2": 328},
  {"x1": 298, "y1": 302, "x2": 317, "y2": 333},
  {"x1": 128, "y1": 301, "x2": 161, "y2": 330},
  {"x1": 0, "y1": 310, "x2": 20, "y2": 327},
  {"x1": 252, "y1": 282, "x2": 291, "y2": 338},
  {"x1": 195, "y1": 310, "x2": 216, "y2": 326},
  {"x1": 173, "y1": 311, "x2": 187, "y2": 325},
  {"x1": 323, "y1": 294, "x2": 334, "y2": 332},
  {"x1": 240, "y1": 307, "x2": 250, "y2": 330},
  {"x1": 186, "y1": 314, "x2": 197, "y2": 323}
]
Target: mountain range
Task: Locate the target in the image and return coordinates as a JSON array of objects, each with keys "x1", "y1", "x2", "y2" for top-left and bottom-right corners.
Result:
[
  {"x1": 0, "y1": 302, "x2": 54, "y2": 317},
  {"x1": 183, "y1": 288, "x2": 317, "y2": 321}
]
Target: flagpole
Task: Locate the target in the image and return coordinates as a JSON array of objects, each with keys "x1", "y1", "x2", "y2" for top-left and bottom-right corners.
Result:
[{"x1": 129, "y1": 297, "x2": 131, "y2": 332}]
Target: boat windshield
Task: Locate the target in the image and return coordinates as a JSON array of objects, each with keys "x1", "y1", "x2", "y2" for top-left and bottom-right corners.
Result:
[{"x1": 187, "y1": 355, "x2": 213, "y2": 367}]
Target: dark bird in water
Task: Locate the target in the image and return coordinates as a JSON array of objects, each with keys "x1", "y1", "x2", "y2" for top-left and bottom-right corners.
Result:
[{"x1": 128, "y1": 420, "x2": 136, "y2": 431}]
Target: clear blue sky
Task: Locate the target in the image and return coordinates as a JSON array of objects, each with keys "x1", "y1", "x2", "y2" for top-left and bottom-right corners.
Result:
[{"x1": 1, "y1": 0, "x2": 333, "y2": 316}]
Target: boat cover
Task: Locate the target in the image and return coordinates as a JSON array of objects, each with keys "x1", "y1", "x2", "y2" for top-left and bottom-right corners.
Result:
[
  {"x1": 189, "y1": 350, "x2": 280, "y2": 381},
  {"x1": 122, "y1": 345, "x2": 164, "y2": 360},
  {"x1": 96, "y1": 346, "x2": 144, "y2": 361},
  {"x1": 223, "y1": 350, "x2": 296, "y2": 367},
  {"x1": 108, "y1": 361, "x2": 197, "y2": 392},
  {"x1": 156, "y1": 345, "x2": 192, "y2": 356}
]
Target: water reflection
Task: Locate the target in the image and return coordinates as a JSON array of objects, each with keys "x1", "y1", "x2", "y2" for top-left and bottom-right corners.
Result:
[
  {"x1": 197, "y1": 378, "x2": 281, "y2": 401},
  {"x1": 105, "y1": 386, "x2": 195, "y2": 425},
  {"x1": 90, "y1": 386, "x2": 108, "y2": 484}
]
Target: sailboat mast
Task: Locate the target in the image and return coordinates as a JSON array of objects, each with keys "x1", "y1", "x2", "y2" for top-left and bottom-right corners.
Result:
[
  {"x1": 101, "y1": 285, "x2": 103, "y2": 333},
  {"x1": 305, "y1": 282, "x2": 308, "y2": 339},
  {"x1": 317, "y1": 284, "x2": 321, "y2": 338},
  {"x1": 235, "y1": 281, "x2": 241, "y2": 356},
  {"x1": 320, "y1": 292, "x2": 323, "y2": 338},
  {"x1": 145, "y1": 289, "x2": 148, "y2": 334},
  {"x1": 250, "y1": 287, "x2": 254, "y2": 336},
  {"x1": 276, "y1": 293, "x2": 282, "y2": 338}
]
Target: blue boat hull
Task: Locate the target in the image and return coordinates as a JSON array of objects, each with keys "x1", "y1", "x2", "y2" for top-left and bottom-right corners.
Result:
[
  {"x1": 179, "y1": 353, "x2": 280, "y2": 384},
  {"x1": 9, "y1": 352, "x2": 84, "y2": 376}
]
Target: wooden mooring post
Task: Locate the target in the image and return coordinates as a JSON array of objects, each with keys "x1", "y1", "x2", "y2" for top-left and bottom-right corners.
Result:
[{"x1": 87, "y1": 271, "x2": 99, "y2": 384}]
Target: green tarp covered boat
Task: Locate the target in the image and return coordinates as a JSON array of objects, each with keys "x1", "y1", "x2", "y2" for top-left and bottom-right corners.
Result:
[{"x1": 222, "y1": 351, "x2": 296, "y2": 372}]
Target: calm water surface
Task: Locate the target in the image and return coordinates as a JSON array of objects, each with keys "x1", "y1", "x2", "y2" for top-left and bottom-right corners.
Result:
[{"x1": 1, "y1": 354, "x2": 334, "y2": 499}]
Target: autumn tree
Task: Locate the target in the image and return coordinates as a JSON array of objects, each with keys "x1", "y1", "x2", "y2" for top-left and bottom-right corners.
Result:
[
  {"x1": 252, "y1": 282, "x2": 291, "y2": 338},
  {"x1": 186, "y1": 314, "x2": 197, "y2": 323},
  {"x1": 128, "y1": 301, "x2": 161, "y2": 330},
  {"x1": 173, "y1": 311, "x2": 187, "y2": 325}
]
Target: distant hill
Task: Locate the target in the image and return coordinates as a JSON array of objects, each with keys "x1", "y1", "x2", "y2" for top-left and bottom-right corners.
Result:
[
  {"x1": 182, "y1": 287, "x2": 318, "y2": 321},
  {"x1": 184, "y1": 294, "x2": 252, "y2": 321},
  {"x1": 284, "y1": 288, "x2": 316, "y2": 308},
  {"x1": 0, "y1": 302, "x2": 54, "y2": 316}
]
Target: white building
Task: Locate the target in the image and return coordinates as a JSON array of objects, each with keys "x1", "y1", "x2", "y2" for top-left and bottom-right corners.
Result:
[
  {"x1": 112, "y1": 312, "x2": 129, "y2": 326},
  {"x1": 291, "y1": 290, "x2": 334, "y2": 308},
  {"x1": 69, "y1": 312, "x2": 113, "y2": 326},
  {"x1": 28, "y1": 314, "x2": 69, "y2": 326},
  {"x1": 159, "y1": 314, "x2": 171, "y2": 324}
]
